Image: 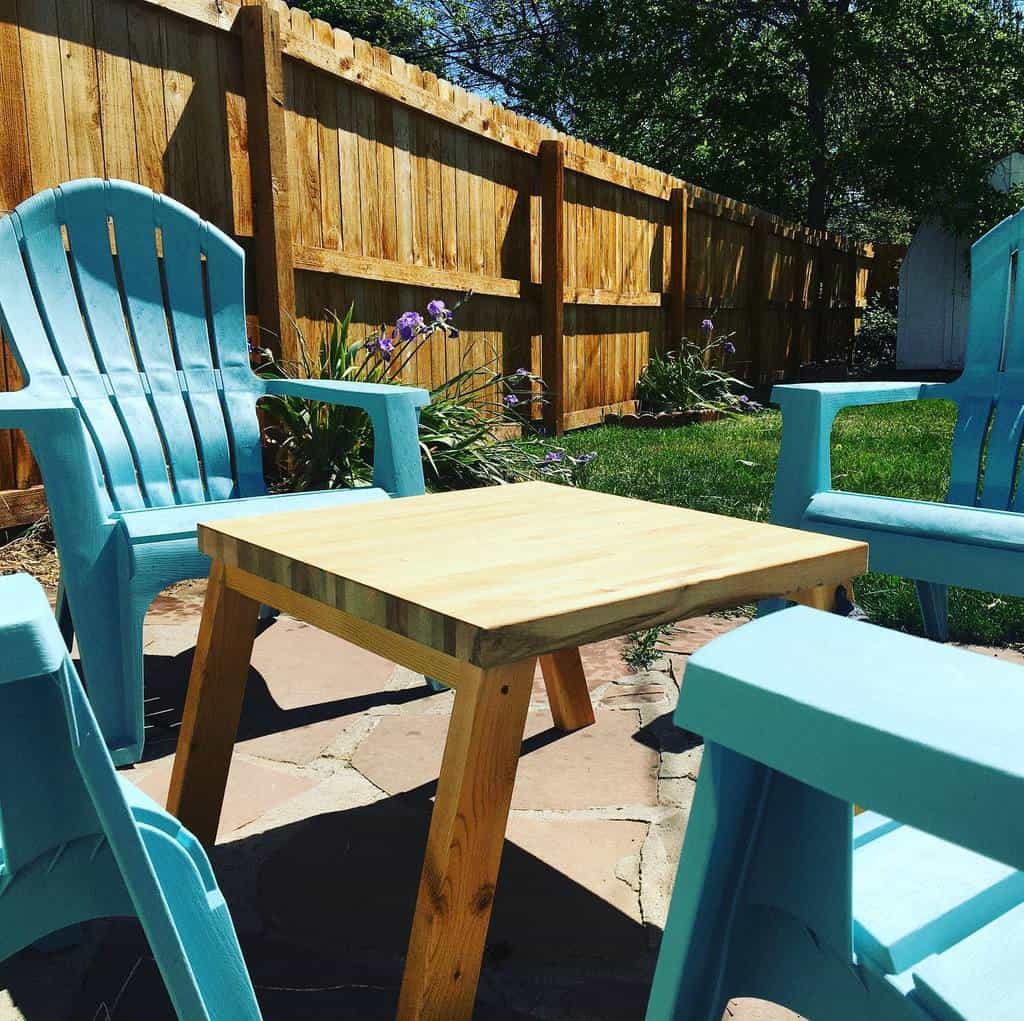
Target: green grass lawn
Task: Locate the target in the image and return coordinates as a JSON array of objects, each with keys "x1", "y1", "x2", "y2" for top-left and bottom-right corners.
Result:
[{"x1": 545, "y1": 400, "x2": 1024, "y2": 648}]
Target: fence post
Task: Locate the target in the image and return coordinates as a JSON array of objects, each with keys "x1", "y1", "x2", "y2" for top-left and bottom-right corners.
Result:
[
  {"x1": 747, "y1": 213, "x2": 768, "y2": 384},
  {"x1": 540, "y1": 139, "x2": 565, "y2": 435},
  {"x1": 786, "y1": 229, "x2": 808, "y2": 377},
  {"x1": 815, "y1": 235, "x2": 834, "y2": 363},
  {"x1": 239, "y1": 0, "x2": 297, "y2": 361},
  {"x1": 848, "y1": 244, "x2": 862, "y2": 362},
  {"x1": 668, "y1": 186, "x2": 688, "y2": 347}
]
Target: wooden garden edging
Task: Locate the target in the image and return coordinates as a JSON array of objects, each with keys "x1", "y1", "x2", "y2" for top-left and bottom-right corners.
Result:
[{"x1": 0, "y1": 0, "x2": 877, "y2": 520}]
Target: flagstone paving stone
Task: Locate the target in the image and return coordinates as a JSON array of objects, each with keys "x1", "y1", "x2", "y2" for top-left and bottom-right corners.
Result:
[{"x1": 352, "y1": 708, "x2": 660, "y2": 810}]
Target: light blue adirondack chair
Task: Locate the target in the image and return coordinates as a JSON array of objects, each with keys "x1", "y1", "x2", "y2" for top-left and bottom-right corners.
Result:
[
  {"x1": 0, "y1": 572, "x2": 262, "y2": 1019},
  {"x1": 647, "y1": 605, "x2": 1024, "y2": 1021},
  {"x1": 0, "y1": 178, "x2": 428, "y2": 764},
  {"x1": 770, "y1": 206, "x2": 1024, "y2": 640}
]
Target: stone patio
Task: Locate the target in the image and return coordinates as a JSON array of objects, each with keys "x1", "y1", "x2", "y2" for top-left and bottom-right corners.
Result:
[{"x1": 0, "y1": 581, "x2": 810, "y2": 1020}]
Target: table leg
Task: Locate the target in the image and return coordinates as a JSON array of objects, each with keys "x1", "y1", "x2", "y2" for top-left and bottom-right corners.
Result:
[
  {"x1": 166, "y1": 560, "x2": 260, "y2": 847},
  {"x1": 539, "y1": 647, "x2": 595, "y2": 731},
  {"x1": 790, "y1": 578, "x2": 854, "y2": 612},
  {"x1": 397, "y1": 657, "x2": 537, "y2": 1021}
]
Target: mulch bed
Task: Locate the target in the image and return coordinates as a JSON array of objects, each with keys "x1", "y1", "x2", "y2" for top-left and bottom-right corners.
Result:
[{"x1": 0, "y1": 516, "x2": 60, "y2": 590}]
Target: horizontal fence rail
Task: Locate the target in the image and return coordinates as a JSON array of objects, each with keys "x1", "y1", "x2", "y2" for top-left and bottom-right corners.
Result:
[{"x1": 0, "y1": 0, "x2": 878, "y2": 523}]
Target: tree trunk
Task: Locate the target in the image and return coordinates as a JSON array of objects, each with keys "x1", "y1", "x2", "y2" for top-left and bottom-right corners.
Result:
[{"x1": 806, "y1": 57, "x2": 829, "y2": 230}]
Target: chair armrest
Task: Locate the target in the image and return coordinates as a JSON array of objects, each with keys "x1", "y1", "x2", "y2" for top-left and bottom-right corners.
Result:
[
  {"x1": 263, "y1": 378, "x2": 429, "y2": 496},
  {"x1": 769, "y1": 382, "x2": 946, "y2": 525},
  {"x1": 0, "y1": 390, "x2": 74, "y2": 430},
  {"x1": 263, "y1": 377, "x2": 430, "y2": 411},
  {"x1": 0, "y1": 573, "x2": 68, "y2": 683},
  {"x1": 679, "y1": 605, "x2": 1024, "y2": 870}
]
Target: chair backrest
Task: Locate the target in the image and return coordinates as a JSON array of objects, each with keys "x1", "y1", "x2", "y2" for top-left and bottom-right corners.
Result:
[
  {"x1": 947, "y1": 207, "x2": 1024, "y2": 509},
  {"x1": 0, "y1": 179, "x2": 265, "y2": 514},
  {"x1": 0, "y1": 575, "x2": 103, "y2": 877}
]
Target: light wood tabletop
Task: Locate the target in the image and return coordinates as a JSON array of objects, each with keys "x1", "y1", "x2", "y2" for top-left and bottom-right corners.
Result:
[{"x1": 167, "y1": 481, "x2": 867, "y2": 1021}]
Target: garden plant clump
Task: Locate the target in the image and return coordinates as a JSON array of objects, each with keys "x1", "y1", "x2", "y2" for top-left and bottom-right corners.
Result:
[
  {"x1": 635, "y1": 319, "x2": 762, "y2": 416},
  {"x1": 258, "y1": 294, "x2": 597, "y2": 493}
]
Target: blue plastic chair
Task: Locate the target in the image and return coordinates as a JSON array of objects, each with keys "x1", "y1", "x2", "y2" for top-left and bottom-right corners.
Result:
[
  {"x1": 647, "y1": 605, "x2": 1024, "y2": 1021},
  {"x1": 0, "y1": 178, "x2": 428, "y2": 764},
  {"x1": 0, "y1": 572, "x2": 262, "y2": 1020},
  {"x1": 770, "y1": 205, "x2": 1024, "y2": 640}
]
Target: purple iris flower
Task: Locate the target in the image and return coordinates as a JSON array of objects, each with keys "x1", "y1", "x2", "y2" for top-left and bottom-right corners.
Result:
[
  {"x1": 544, "y1": 450, "x2": 564, "y2": 463},
  {"x1": 576, "y1": 451, "x2": 597, "y2": 464},
  {"x1": 723, "y1": 340, "x2": 736, "y2": 355},
  {"x1": 427, "y1": 299, "x2": 448, "y2": 320},
  {"x1": 378, "y1": 333, "x2": 396, "y2": 360},
  {"x1": 503, "y1": 393, "x2": 519, "y2": 407},
  {"x1": 396, "y1": 311, "x2": 425, "y2": 340},
  {"x1": 702, "y1": 318, "x2": 714, "y2": 332},
  {"x1": 516, "y1": 367, "x2": 531, "y2": 377}
]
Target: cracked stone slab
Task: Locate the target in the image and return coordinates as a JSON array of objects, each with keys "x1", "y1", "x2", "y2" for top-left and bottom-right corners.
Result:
[
  {"x1": 128, "y1": 756, "x2": 316, "y2": 844},
  {"x1": 599, "y1": 677, "x2": 670, "y2": 710},
  {"x1": 639, "y1": 808, "x2": 687, "y2": 931},
  {"x1": 505, "y1": 815, "x2": 648, "y2": 924},
  {"x1": 353, "y1": 708, "x2": 659, "y2": 810}
]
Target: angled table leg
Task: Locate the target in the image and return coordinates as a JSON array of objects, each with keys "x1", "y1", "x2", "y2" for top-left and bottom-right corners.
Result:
[
  {"x1": 791, "y1": 578, "x2": 855, "y2": 613},
  {"x1": 539, "y1": 647, "x2": 595, "y2": 731},
  {"x1": 397, "y1": 657, "x2": 537, "y2": 1021},
  {"x1": 166, "y1": 560, "x2": 260, "y2": 847}
]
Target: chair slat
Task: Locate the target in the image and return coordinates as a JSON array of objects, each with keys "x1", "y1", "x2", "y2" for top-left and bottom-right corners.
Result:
[
  {"x1": 992, "y1": 213, "x2": 1024, "y2": 375},
  {"x1": 977, "y1": 399, "x2": 1024, "y2": 509},
  {"x1": 966, "y1": 210, "x2": 1024, "y2": 375},
  {"x1": 108, "y1": 182, "x2": 206, "y2": 505},
  {"x1": 201, "y1": 223, "x2": 264, "y2": 497},
  {"x1": 948, "y1": 395, "x2": 993, "y2": 506},
  {"x1": 155, "y1": 196, "x2": 235, "y2": 501},
  {"x1": 13, "y1": 192, "x2": 144, "y2": 511},
  {"x1": 0, "y1": 218, "x2": 111, "y2": 503},
  {"x1": 57, "y1": 181, "x2": 174, "y2": 507},
  {"x1": 0, "y1": 219, "x2": 67, "y2": 398}
]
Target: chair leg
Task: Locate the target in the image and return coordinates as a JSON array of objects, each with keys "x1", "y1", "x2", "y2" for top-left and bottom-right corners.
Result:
[
  {"x1": 645, "y1": 745, "x2": 770, "y2": 1021},
  {"x1": 136, "y1": 823, "x2": 262, "y2": 1021},
  {"x1": 63, "y1": 566, "x2": 148, "y2": 767},
  {"x1": 915, "y1": 581, "x2": 949, "y2": 642}
]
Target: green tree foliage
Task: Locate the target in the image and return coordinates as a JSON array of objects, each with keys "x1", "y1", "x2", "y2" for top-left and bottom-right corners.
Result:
[
  {"x1": 423, "y1": 0, "x2": 1024, "y2": 238},
  {"x1": 292, "y1": 0, "x2": 445, "y2": 76}
]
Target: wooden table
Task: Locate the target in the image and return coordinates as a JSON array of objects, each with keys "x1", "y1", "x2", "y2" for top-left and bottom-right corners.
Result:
[{"x1": 166, "y1": 481, "x2": 867, "y2": 1020}]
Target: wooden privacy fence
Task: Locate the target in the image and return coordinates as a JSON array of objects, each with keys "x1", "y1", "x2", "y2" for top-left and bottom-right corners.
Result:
[{"x1": 0, "y1": 0, "x2": 874, "y2": 525}]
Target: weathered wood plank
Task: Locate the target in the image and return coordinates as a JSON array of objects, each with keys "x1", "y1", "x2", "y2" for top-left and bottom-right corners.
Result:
[
  {"x1": 0, "y1": 485, "x2": 47, "y2": 530},
  {"x1": 293, "y1": 245, "x2": 522, "y2": 298},
  {"x1": 0, "y1": 0, "x2": 33, "y2": 211},
  {"x1": 126, "y1": 0, "x2": 168, "y2": 192},
  {"x1": 239, "y1": 0, "x2": 296, "y2": 358},
  {"x1": 19, "y1": 0, "x2": 70, "y2": 192},
  {"x1": 94, "y1": 0, "x2": 141, "y2": 183}
]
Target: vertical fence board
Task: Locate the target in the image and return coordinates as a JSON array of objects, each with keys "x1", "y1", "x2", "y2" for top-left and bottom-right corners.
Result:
[{"x1": 94, "y1": 0, "x2": 140, "y2": 183}]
